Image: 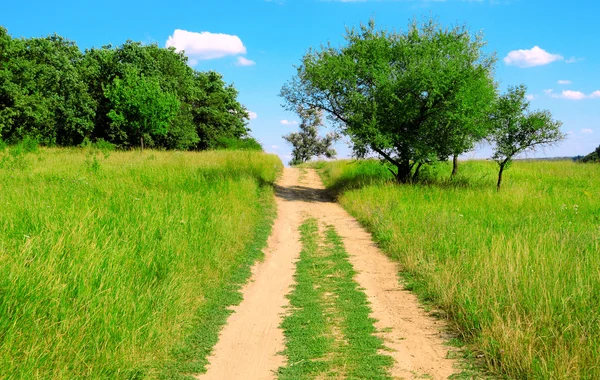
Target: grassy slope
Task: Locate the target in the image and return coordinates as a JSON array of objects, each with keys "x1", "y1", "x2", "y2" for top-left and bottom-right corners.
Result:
[
  {"x1": 279, "y1": 218, "x2": 392, "y2": 379},
  {"x1": 313, "y1": 159, "x2": 600, "y2": 379},
  {"x1": 0, "y1": 148, "x2": 282, "y2": 379}
]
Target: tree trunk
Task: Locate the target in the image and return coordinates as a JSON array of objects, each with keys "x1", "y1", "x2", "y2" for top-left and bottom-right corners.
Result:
[
  {"x1": 451, "y1": 154, "x2": 458, "y2": 177},
  {"x1": 141, "y1": 136, "x2": 144, "y2": 152},
  {"x1": 412, "y1": 162, "x2": 423, "y2": 182},
  {"x1": 395, "y1": 161, "x2": 412, "y2": 183},
  {"x1": 497, "y1": 163, "x2": 505, "y2": 191}
]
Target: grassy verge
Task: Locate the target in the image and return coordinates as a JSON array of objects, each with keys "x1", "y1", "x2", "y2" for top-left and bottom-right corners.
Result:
[
  {"x1": 311, "y1": 159, "x2": 600, "y2": 379},
  {"x1": 278, "y1": 218, "x2": 392, "y2": 379},
  {"x1": 0, "y1": 148, "x2": 282, "y2": 379}
]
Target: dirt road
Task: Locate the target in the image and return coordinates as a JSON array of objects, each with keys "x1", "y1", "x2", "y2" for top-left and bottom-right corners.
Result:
[{"x1": 197, "y1": 168, "x2": 457, "y2": 380}]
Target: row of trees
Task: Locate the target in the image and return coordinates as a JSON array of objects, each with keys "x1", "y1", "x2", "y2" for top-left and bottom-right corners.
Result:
[
  {"x1": 281, "y1": 19, "x2": 564, "y2": 189},
  {"x1": 0, "y1": 27, "x2": 255, "y2": 150}
]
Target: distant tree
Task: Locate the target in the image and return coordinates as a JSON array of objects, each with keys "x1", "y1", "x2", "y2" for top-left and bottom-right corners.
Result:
[
  {"x1": 104, "y1": 67, "x2": 179, "y2": 149},
  {"x1": 281, "y1": 18, "x2": 496, "y2": 182},
  {"x1": 282, "y1": 107, "x2": 338, "y2": 166},
  {"x1": 580, "y1": 145, "x2": 600, "y2": 163},
  {"x1": 489, "y1": 85, "x2": 564, "y2": 190}
]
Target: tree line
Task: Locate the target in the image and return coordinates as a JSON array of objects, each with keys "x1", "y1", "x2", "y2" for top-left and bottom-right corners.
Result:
[
  {"x1": 281, "y1": 19, "x2": 565, "y2": 190},
  {"x1": 0, "y1": 27, "x2": 259, "y2": 151}
]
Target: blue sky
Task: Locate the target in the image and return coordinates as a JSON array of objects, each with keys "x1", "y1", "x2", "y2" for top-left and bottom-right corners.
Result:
[{"x1": 3, "y1": 0, "x2": 599, "y2": 162}]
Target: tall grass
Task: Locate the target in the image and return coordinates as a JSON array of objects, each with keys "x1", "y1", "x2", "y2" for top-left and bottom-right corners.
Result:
[
  {"x1": 0, "y1": 148, "x2": 282, "y2": 379},
  {"x1": 313, "y1": 159, "x2": 600, "y2": 379}
]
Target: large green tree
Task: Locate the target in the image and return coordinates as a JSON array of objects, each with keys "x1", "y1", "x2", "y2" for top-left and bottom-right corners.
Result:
[
  {"x1": 191, "y1": 71, "x2": 250, "y2": 150},
  {"x1": 0, "y1": 28, "x2": 95, "y2": 145},
  {"x1": 281, "y1": 18, "x2": 496, "y2": 182},
  {"x1": 104, "y1": 67, "x2": 180, "y2": 149},
  {"x1": 489, "y1": 85, "x2": 564, "y2": 190}
]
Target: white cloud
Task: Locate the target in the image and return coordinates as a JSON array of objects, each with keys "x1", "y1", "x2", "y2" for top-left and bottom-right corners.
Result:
[
  {"x1": 561, "y1": 90, "x2": 587, "y2": 100},
  {"x1": 544, "y1": 89, "x2": 600, "y2": 100},
  {"x1": 581, "y1": 128, "x2": 593, "y2": 134},
  {"x1": 557, "y1": 80, "x2": 572, "y2": 85},
  {"x1": 566, "y1": 56, "x2": 584, "y2": 64},
  {"x1": 236, "y1": 56, "x2": 256, "y2": 66},
  {"x1": 271, "y1": 145, "x2": 280, "y2": 150},
  {"x1": 166, "y1": 29, "x2": 246, "y2": 60},
  {"x1": 566, "y1": 130, "x2": 574, "y2": 135},
  {"x1": 280, "y1": 120, "x2": 298, "y2": 125},
  {"x1": 526, "y1": 94, "x2": 535, "y2": 101},
  {"x1": 248, "y1": 111, "x2": 258, "y2": 120},
  {"x1": 503, "y1": 46, "x2": 563, "y2": 68},
  {"x1": 188, "y1": 58, "x2": 198, "y2": 66}
]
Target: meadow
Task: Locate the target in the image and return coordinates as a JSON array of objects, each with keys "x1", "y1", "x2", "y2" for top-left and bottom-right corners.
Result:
[
  {"x1": 0, "y1": 146, "x2": 282, "y2": 379},
  {"x1": 311, "y1": 159, "x2": 600, "y2": 379}
]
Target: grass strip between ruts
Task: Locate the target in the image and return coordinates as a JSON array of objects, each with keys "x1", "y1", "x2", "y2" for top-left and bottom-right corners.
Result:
[{"x1": 278, "y1": 218, "x2": 392, "y2": 379}]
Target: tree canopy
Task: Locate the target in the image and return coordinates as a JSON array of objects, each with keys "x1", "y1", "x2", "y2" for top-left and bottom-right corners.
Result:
[
  {"x1": 0, "y1": 27, "x2": 255, "y2": 150},
  {"x1": 281, "y1": 18, "x2": 497, "y2": 182}
]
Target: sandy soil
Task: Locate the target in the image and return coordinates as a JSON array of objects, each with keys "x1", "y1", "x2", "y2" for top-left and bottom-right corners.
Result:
[{"x1": 197, "y1": 168, "x2": 457, "y2": 380}]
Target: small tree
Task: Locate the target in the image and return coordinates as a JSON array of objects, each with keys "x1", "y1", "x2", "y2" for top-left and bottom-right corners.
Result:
[
  {"x1": 489, "y1": 85, "x2": 564, "y2": 190},
  {"x1": 282, "y1": 107, "x2": 337, "y2": 166}
]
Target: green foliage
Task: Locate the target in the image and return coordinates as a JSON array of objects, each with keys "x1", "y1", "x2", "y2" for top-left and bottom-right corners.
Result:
[
  {"x1": 0, "y1": 28, "x2": 254, "y2": 151},
  {"x1": 281, "y1": 18, "x2": 496, "y2": 182},
  {"x1": 192, "y1": 71, "x2": 251, "y2": 150},
  {"x1": 580, "y1": 145, "x2": 600, "y2": 163},
  {"x1": 315, "y1": 159, "x2": 600, "y2": 379},
  {"x1": 0, "y1": 29, "x2": 95, "y2": 145},
  {"x1": 282, "y1": 107, "x2": 338, "y2": 166},
  {"x1": 104, "y1": 66, "x2": 180, "y2": 148},
  {"x1": 489, "y1": 85, "x2": 564, "y2": 189},
  {"x1": 0, "y1": 148, "x2": 282, "y2": 379},
  {"x1": 213, "y1": 136, "x2": 263, "y2": 151}
]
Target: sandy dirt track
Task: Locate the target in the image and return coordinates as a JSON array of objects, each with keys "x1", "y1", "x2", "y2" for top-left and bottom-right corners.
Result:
[{"x1": 197, "y1": 168, "x2": 457, "y2": 380}]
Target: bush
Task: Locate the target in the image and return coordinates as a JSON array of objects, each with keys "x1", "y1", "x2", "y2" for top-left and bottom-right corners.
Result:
[{"x1": 213, "y1": 136, "x2": 263, "y2": 151}]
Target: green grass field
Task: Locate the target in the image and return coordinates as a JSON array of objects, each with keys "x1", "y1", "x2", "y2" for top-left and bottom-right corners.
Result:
[
  {"x1": 312, "y1": 159, "x2": 600, "y2": 379},
  {"x1": 0, "y1": 147, "x2": 282, "y2": 379}
]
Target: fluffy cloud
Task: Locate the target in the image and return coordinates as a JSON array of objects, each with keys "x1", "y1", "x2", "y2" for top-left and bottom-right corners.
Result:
[
  {"x1": 280, "y1": 120, "x2": 298, "y2": 125},
  {"x1": 557, "y1": 80, "x2": 572, "y2": 85},
  {"x1": 166, "y1": 29, "x2": 246, "y2": 60},
  {"x1": 581, "y1": 128, "x2": 593, "y2": 134},
  {"x1": 544, "y1": 89, "x2": 600, "y2": 100},
  {"x1": 236, "y1": 56, "x2": 256, "y2": 66},
  {"x1": 503, "y1": 46, "x2": 563, "y2": 68},
  {"x1": 248, "y1": 111, "x2": 258, "y2": 120},
  {"x1": 561, "y1": 90, "x2": 587, "y2": 100},
  {"x1": 526, "y1": 94, "x2": 535, "y2": 101}
]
